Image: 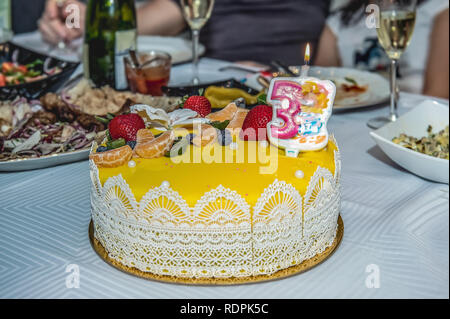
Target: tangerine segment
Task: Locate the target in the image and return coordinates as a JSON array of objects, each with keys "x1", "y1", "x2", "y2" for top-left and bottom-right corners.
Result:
[
  {"x1": 193, "y1": 124, "x2": 218, "y2": 147},
  {"x1": 227, "y1": 108, "x2": 249, "y2": 135},
  {"x1": 90, "y1": 145, "x2": 133, "y2": 168},
  {"x1": 206, "y1": 102, "x2": 238, "y2": 122},
  {"x1": 136, "y1": 129, "x2": 155, "y2": 143},
  {"x1": 135, "y1": 130, "x2": 174, "y2": 159}
]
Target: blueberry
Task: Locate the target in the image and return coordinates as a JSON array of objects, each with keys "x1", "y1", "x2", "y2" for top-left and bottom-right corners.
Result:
[
  {"x1": 187, "y1": 133, "x2": 195, "y2": 144},
  {"x1": 217, "y1": 130, "x2": 232, "y2": 146},
  {"x1": 96, "y1": 146, "x2": 108, "y2": 153},
  {"x1": 173, "y1": 136, "x2": 183, "y2": 144},
  {"x1": 126, "y1": 141, "x2": 137, "y2": 149},
  {"x1": 234, "y1": 97, "x2": 246, "y2": 108}
]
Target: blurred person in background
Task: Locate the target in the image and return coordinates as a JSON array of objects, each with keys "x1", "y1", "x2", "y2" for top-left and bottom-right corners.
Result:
[
  {"x1": 37, "y1": 0, "x2": 86, "y2": 44},
  {"x1": 37, "y1": 0, "x2": 331, "y2": 65},
  {"x1": 11, "y1": 0, "x2": 46, "y2": 34},
  {"x1": 316, "y1": 0, "x2": 449, "y2": 99}
]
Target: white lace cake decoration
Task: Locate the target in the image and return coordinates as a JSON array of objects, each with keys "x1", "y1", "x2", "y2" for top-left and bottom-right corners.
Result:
[{"x1": 90, "y1": 138, "x2": 341, "y2": 278}]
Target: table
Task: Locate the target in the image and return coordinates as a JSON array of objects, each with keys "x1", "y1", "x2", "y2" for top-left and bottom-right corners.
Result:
[{"x1": 0, "y1": 50, "x2": 448, "y2": 300}]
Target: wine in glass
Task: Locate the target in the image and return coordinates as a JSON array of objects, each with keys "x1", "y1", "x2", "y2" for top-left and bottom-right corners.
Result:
[
  {"x1": 367, "y1": 0, "x2": 417, "y2": 129},
  {"x1": 180, "y1": 0, "x2": 215, "y2": 85}
]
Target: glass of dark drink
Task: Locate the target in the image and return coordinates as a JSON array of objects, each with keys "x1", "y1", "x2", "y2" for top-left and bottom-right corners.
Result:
[{"x1": 124, "y1": 50, "x2": 171, "y2": 96}]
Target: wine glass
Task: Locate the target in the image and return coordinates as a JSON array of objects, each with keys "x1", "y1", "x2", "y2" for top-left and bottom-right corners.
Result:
[
  {"x1": 367, "y1": 0, "x2": 417, "y2": 129},
  {"x1": 180, "y1": 0, "x2": 215, "y2": 85}
]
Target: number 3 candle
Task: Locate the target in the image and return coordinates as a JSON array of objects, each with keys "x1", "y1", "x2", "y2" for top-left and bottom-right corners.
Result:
[{"x1": 267, "y1": 44, "x2": 336, "y2": 157}]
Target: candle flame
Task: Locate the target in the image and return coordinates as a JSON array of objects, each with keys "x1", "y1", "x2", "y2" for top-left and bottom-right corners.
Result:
[{"x1": 304, "y1": 43, "x2": 311, "y2": 64}]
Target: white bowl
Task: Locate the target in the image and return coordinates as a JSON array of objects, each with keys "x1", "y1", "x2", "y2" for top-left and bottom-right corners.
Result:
[{"x1": 370, "y1": 100, "x2": 449, "y2": 184}]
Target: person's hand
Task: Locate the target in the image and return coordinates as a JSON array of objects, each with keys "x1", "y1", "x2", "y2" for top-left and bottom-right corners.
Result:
[{"x1": 38, "y1": 0, "x2": 86, "y2": 45}]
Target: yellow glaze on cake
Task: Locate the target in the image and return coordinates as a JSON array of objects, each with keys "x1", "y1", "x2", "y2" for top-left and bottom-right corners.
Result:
[{"x1": 98, "y1": 139, "x2": 337, "y2": 207}]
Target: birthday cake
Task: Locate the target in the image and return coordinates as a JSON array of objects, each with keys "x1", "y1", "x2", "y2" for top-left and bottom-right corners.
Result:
[{"x1": 89, "y1": 75, "x2": 341, "y2": 280}]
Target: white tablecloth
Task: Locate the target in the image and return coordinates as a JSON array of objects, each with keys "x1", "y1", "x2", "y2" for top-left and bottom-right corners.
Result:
[{"x1": 0, "y1": 38, "x2": 449, "y2": 298}]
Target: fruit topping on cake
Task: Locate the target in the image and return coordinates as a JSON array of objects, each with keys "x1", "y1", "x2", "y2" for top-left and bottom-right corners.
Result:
[
  {"x1": 164, "y1": 135, "x2": 191, "y2": 158},
  {"x1": 108, "y1": 113, "x2": 145, "y2": 142},
  {"x1": 217, "y1": 129, "x2": 232, "y2": 146},
  {"x1": 136, "y1": 129, "x2": 155, "y2": 143},
  {"x1": 227, "y1": 108, "x2": 249, "y2": 134},
  {"x1": 90, "y1": 96, "x2": 272, "y2": 168},
  {"x1": 89, "y1": 145, "x2": 133, "y2": 168},
  {"x1": 206, "y1": 102, "x2": 238, "y2": 122},
  {"x1": 182, "y1": 95, "x2": 212, "y2": 118},
  {"x1": 134, "y1": 130, "x2": 175, "y2": 159},
  {"x1": 105, "y1": 138, "x2": 126, "y2": 150},
  {"x1": 240, "y1": 105, "x2": 273, "y2": 141},
  {"x1": 192, "y1": 124, "x2": 218, "y2": 147},
  {"x1": 126, "y1": 141, "x2": 137, "y2": 149}
]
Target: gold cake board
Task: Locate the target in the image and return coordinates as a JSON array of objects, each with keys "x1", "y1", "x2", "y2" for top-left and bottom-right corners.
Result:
[{"x1": 89, "y1": 215, "x2": 343, "y2": 286}]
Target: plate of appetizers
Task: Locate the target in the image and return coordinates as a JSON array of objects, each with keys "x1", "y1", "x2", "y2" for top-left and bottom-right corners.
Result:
[
  {"x1": 0, "y1": 79, "x2": 182, "y2": 171},
  {"x1": 370, "y1": 99, "x2": 449, "y2": 184},
  {"x1": 245, "y1": 66, "x2": 390, "y2": 110},
  {"x1": 0, "y1": 96, "x2": 103, "y2": 171},
  {"x1": 0, "y1": 42, "x2": 79, "y2": 100}
]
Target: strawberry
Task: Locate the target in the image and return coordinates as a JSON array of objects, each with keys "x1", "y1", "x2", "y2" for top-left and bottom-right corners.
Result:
[
  {"x1": 183, "y1": 96, "x2": 211, "y2": 117},
  {"x1": 108, "y1": 114, "x2": 145, "y2": 142},
  {"x1": 240, "y1": 105, "x2": 273, "y2": 141}
]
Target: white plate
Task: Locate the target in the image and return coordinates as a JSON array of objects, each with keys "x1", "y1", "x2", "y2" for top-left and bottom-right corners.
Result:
[
  {"x1": 245, "y1": 66, "x2": 390, "y2": 110},
  {"x1": 308, "y1": 67, "x2": 389, "y2": 109},
  {"x1": 138, "y1": 36, "x2": 205, "y2": 65},
  {"x1": 370, "y1": 100, "x2": 449, "y2": 184},
  {"x1": 0, "y1": 149, "x2": 89, "y2": 172}
]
